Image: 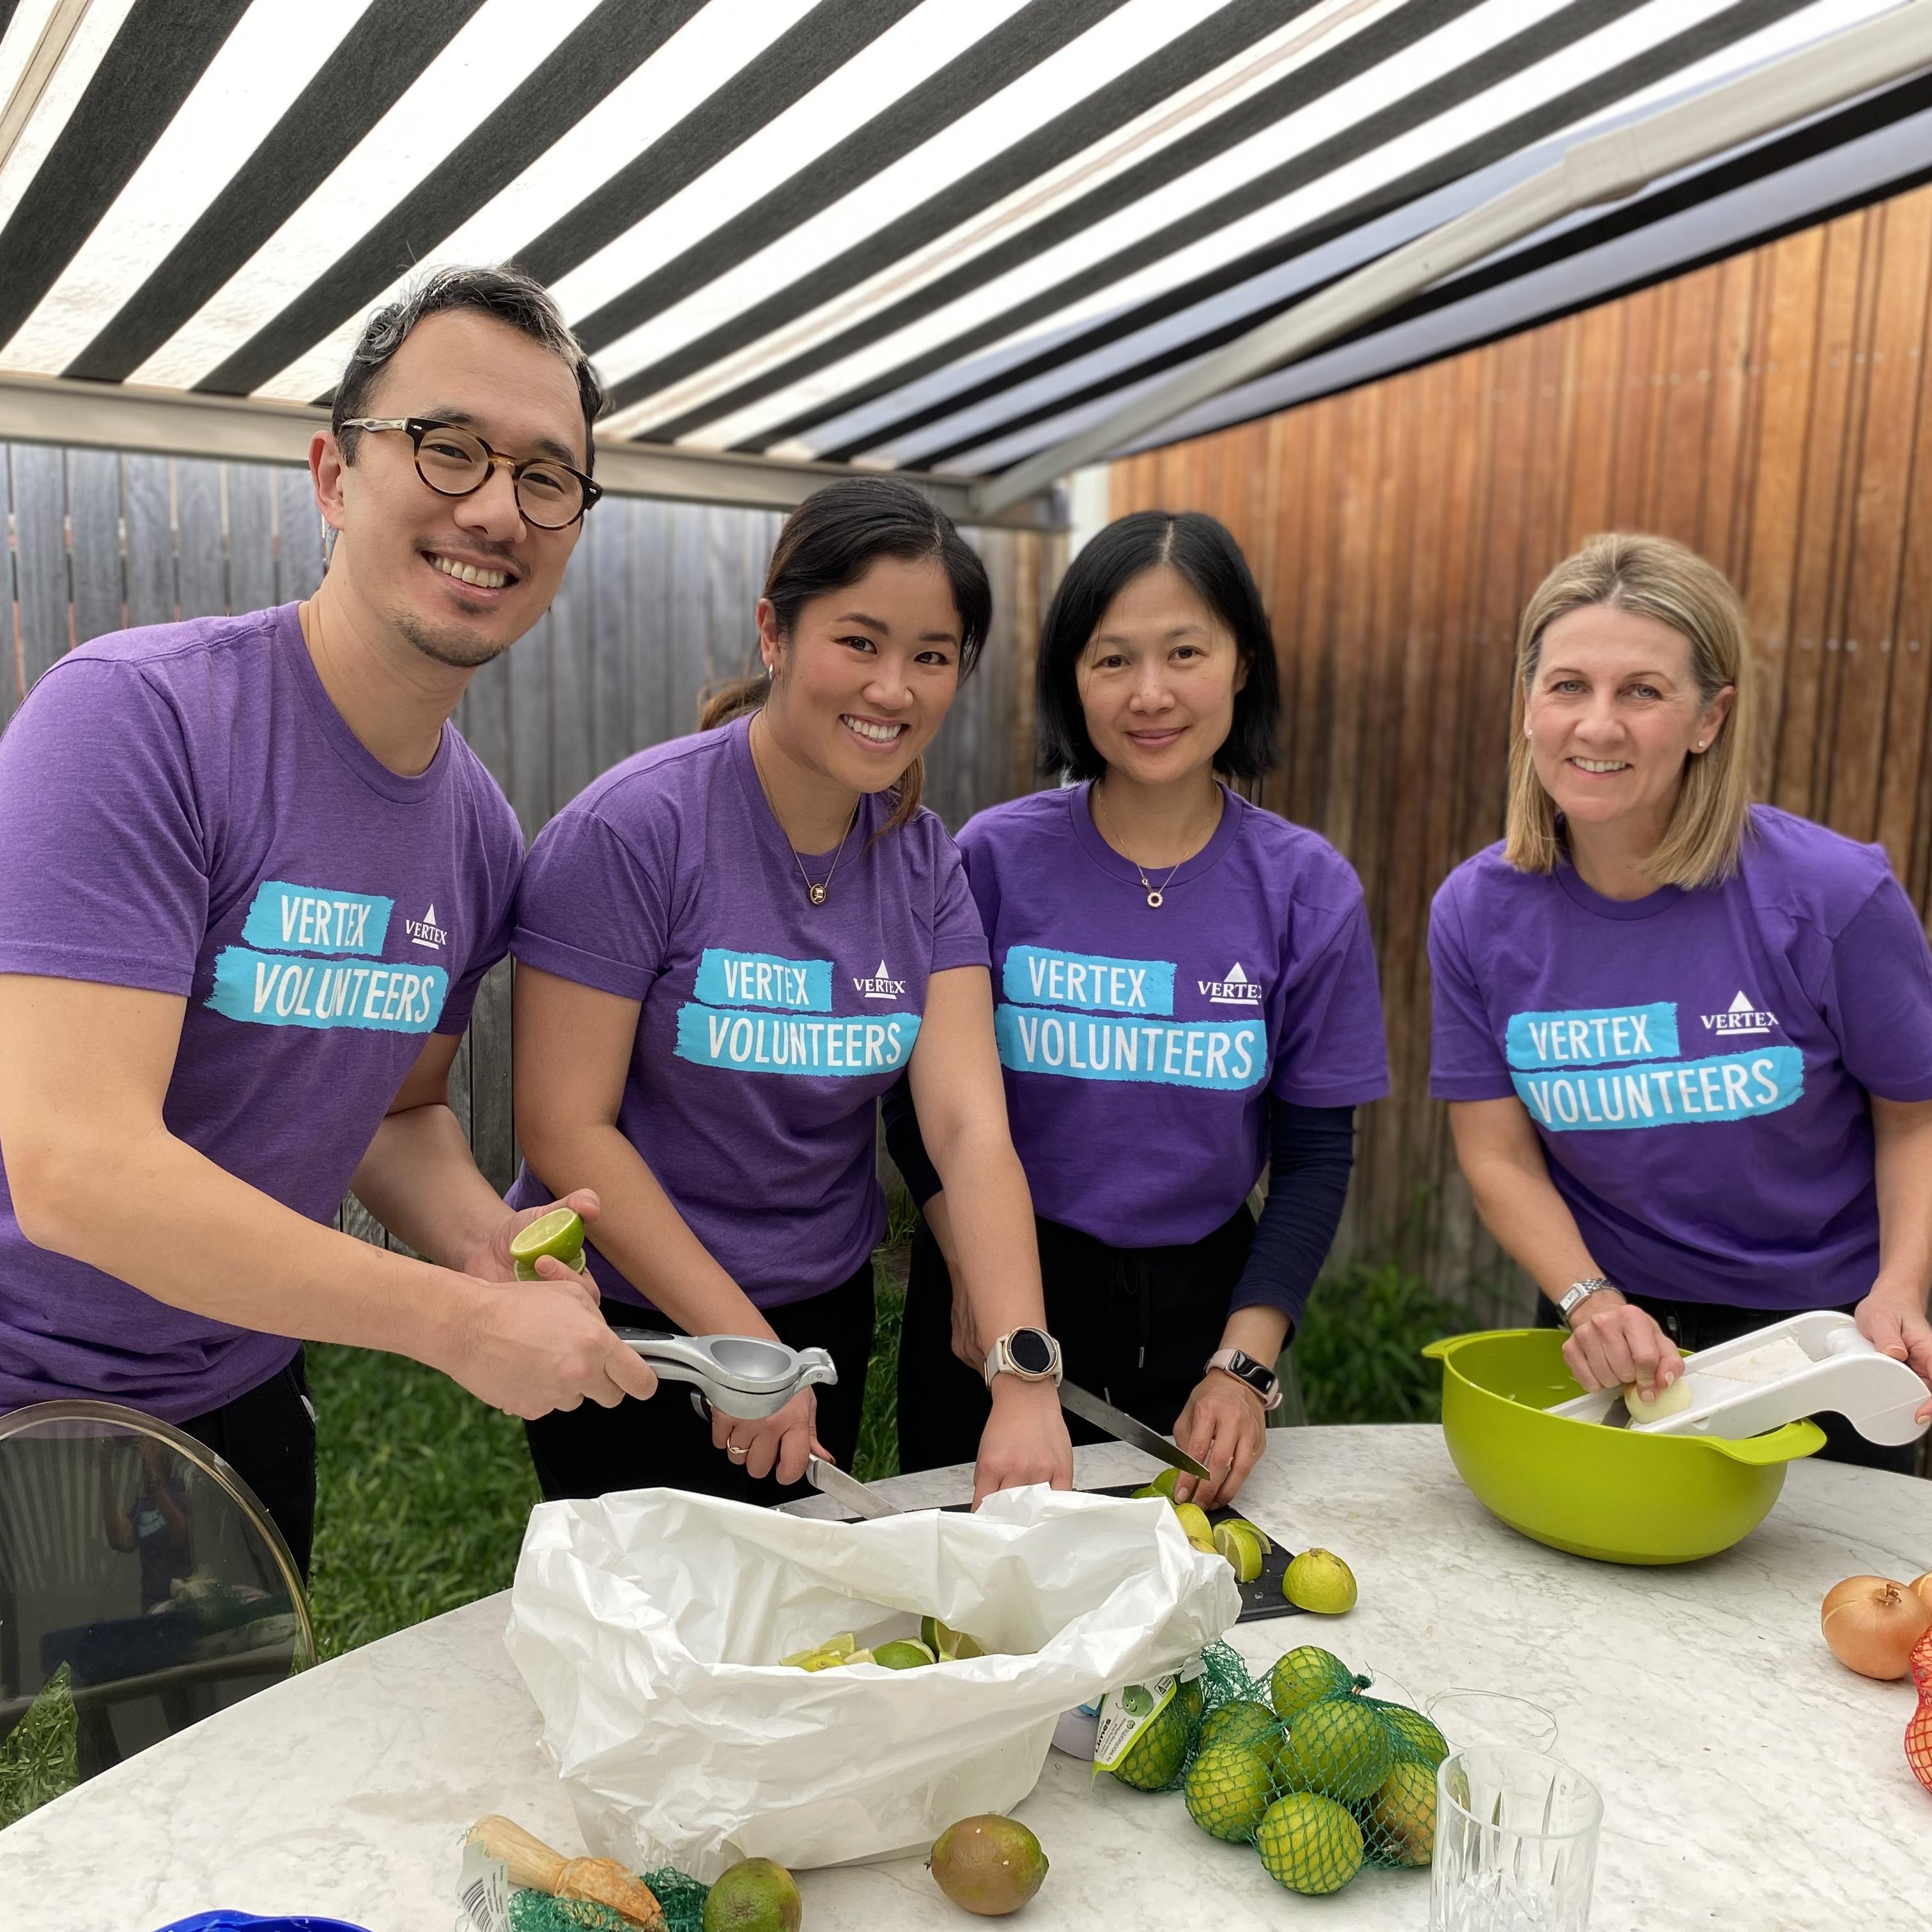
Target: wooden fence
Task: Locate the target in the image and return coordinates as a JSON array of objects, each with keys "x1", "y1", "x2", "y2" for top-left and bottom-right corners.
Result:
[
  {"x1": 1108, "y1": 176, "x2": 1932, "y2": 1318},
  {"x1": 0, "y1": 444, "x2": 1062, "y2": 1232}
]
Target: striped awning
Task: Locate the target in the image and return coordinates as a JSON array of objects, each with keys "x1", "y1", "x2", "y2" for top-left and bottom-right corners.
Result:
[{"x1": 1, "y1": 0, "x2": 1929, "y2": 497}]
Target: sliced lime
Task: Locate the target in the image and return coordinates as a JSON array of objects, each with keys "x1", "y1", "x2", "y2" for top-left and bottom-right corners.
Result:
[
  {"x1": 1214, "y1": 1521, "x2": 1265, "y2": 1584},
  {"x1": 513, "y1": 1248, "x2": 587, "y2": 1282},
  {"x1": 1224, "y1": 1516, "x2": 1273, "y2": 1556},
  {"x1": 872, "y1": 1639, "x2": 936, "y2": 1670},
  {"x1": 509, "y1": 1207, "x2": 586, "y2": 1265}
]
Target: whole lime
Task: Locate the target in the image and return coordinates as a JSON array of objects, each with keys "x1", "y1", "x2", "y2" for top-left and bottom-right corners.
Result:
[
  {"x1": 1255, "y1": 1792, "x2": 1364, "y2": 1895},
  {"x1": 929, "y1": 1814, "x2": 1047, "y2": 1915},
  {"x1": 1199, "y1": 1697, "x2": 1277, "y2": 1756},
  {"x1": 1365, "y1": 1759, "x2": 1437, "y2": 1866},
  {"x1": 1111, "y1": 1695, "x2": 1190, "y2": 1790},
  {"x1": 1267, "y1": 1646, "x2": 1354, "y2": 1722},
  {"x1": 1175, "y1": 1674, "x2": 1205, "y2": 1727},
  {"x1": 702, "y1": 1857, "x2": 801, "y2": 1931},
  {"x1": 1382, "y1": 1704, "x2": 1449, "y2": 1770},
  {"x1": 1283, "y1": 1547, "x2": 1357, "y2": 1614},
  {"x1": 1274, "y1": 1697, "x2": 1396, "y2": 1805},
  {"x1": 1184, "y1": 1740, "x2": 1276, "y2": 1842}
]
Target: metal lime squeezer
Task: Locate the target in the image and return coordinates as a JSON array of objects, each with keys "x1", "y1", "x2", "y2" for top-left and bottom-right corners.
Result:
[{"x1": 609, "y1": 1327, "x2": 837, "y2": 1419}]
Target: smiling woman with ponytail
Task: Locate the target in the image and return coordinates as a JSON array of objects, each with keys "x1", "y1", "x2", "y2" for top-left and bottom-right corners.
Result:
[{"x1": 505, "y1": 477, "x2": 1072, "y2": 1508}]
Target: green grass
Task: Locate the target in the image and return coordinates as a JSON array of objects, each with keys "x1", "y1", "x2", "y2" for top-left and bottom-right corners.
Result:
[
  {"x1": 308, "y1": 1342, "x2": 540, "y2": 1660},
  {"x1": 305, "y1": 1203, "x2": 1476, "y2": 1659},
  {"x1": 1291, "y1": 1257, "x2": 1469, "y2": 1426}
]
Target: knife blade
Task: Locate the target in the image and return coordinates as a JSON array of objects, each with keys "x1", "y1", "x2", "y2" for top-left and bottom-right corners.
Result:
[
  {"x1": 1599, "y1": 1395, "x2": 1632, "y2": 1429},
  {"x1": 805, "y1": 1457, "x2": 900, "y2": 1519},
  {"x1": 1058, "y1": 1379, "x2": 1210, "y2": 1480}
]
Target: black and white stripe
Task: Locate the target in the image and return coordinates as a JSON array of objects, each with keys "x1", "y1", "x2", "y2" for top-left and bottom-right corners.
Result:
[{"x1": 0, "y1": 0, "x2": 1924, "y2": 491}]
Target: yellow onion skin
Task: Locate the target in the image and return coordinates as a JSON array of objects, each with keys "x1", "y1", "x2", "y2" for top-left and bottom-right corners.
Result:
[{"x1": 1821, "y1": 1575, "x2": 1932, "y2": 1681}]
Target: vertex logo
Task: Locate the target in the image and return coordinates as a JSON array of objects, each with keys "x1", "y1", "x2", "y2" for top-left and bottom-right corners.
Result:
[
  {"x1": 1198, "y1": 961, "x2": 1262, "y2": 1005},
  {"x1": 853, "y1": 958, "x2": 906, "y2": 1000},
  {"x1": 405, "y1": 904, "x2": 448, "y2": 952},
  {"x1": 1701, "y1": 989, "x2": 1775, "y2": 1035}
]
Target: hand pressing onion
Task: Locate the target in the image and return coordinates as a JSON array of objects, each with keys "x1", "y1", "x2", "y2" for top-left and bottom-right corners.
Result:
[{"x1": 1821, "y1": 1575, "x2": 1932, "y2": 1680}]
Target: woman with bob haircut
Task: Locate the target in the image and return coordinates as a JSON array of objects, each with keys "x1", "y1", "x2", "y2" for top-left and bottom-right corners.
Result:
[
  {"x1": 886, "y1": 510, "x2": 1388, "y2": 1507},
  {"x1": 1430, "y1": 532, "x2": 1932, "y2": 1466},
  {"x1": 508, "y1": 477, "x2": 1072, "y2": 1507}
]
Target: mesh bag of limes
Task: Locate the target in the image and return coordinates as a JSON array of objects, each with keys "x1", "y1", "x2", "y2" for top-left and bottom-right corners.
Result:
[{"x1": 1099, "y1": 1639, "x2": 1444, "y2": 1898}]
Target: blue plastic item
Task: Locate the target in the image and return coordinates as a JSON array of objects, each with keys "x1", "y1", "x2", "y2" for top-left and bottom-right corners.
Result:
[{"x1": 151, "y1": 1914, "x2": 376, "y2": 1931}]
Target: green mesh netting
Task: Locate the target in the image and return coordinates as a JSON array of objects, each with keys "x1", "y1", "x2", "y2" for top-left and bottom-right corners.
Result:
[
  {"x1": 1107, "y1": 1641, "x2": 1446, "y2": 1898},
  {"x1": 509, "y1": 1866, "x2": 708, "y2": 1932}
]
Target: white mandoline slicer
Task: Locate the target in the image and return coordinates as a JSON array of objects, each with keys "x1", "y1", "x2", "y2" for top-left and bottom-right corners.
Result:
[{"x1": 1550, "y1": 1310, "x2": 1929, "y2": 1444}]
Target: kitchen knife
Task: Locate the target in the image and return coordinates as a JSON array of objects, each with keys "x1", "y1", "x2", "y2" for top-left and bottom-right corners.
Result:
[
  {"x1": 1058, "y1": 1379, "x2": 1211, "y2": 1480},
  {"x1": 805, "y1": 1456, "x2": 900, "y2": 1519}
]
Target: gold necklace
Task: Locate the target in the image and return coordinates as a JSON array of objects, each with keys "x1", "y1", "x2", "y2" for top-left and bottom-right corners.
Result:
[
  {"x1": 1094, "y1": 785, "x2": 1208, "y2": 909},
  {"x1": 751, "y1": 711, "x2": 860, "y2": 906},
  {"x1": 792, "y1": 803, "x2": 859, "y2": 906}
]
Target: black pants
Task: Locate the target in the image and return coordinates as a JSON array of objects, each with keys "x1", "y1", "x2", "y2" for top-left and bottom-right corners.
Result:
[
  {"x1": 1535, "y1": 1292, "x2": 1920, "y2": 1475},
  {"x1": 178, "y1": 1351, "x2": 317, "y2": 1579},
  {"x1": 897, "y1": 1207, "x2": 1253, "y2": 1476},
  {"x1": 524, "y1": 1262, "x2": 876, "y2": 1504}
]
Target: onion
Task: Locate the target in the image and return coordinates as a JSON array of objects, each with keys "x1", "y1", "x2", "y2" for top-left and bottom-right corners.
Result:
[
  {"x1": 1821, "y1": 1575, "x2": 1932, "y2": 1680},
  {"x1": 1912, "y1": 1571, "x2": 1932, "y2": 1616}
]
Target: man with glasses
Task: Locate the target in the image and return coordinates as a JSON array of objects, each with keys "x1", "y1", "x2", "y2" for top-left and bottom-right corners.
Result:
[{"x1": 0, "y1": 267, "x2": 656, "y2": 1573}]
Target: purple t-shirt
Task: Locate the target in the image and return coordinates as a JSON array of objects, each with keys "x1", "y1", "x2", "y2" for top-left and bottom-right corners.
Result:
[
  {"x1": 507, "y1": 715, "x2": 989, "y2": 1307},
  {"x1": 955, "y1": 784, "x2": 1389, "y2": 1248},
  {"x1": 1428, "y1": 807, "x2": 1932, "y2": 1312},
  {"x1": 0, "y1": 605, "x2": 523, "y2": 1419}
]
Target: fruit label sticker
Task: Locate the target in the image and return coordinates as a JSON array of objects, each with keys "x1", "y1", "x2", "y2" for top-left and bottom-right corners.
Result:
[
  {"x1": 456, "y1": 1835, "x2": 511, "y2": 1932},
  {"x1": 1093, "y1": 1673, "x2": 1179, "y2": 1774}
]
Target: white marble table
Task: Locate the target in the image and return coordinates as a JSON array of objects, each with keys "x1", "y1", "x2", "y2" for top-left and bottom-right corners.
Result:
[{"x1": 1, "y1": 1426, "x2": 1926, "y2": 1930}]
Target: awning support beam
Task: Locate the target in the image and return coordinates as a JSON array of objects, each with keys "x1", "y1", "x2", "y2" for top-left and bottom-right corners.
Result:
[
  {"x1": 0, "y1": 369, "x2": 1065, "y2": 530},
  {"x1": 971, "y1": 0, "x2": 1932, "y2": 516}
]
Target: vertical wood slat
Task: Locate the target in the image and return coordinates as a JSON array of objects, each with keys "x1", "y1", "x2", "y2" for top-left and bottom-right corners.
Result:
[
  {"x1": 175, "y1": 460, "x2": 227, "y2": 619},
  {"x1": 123, "y1": 455, "x2": 175, "y2": 628},
  {"x1": 1103, "y1": 174, "x2": 1932, "y2": 1306},
  {"x1": 0, "y1": 447, "x2": 13, "y2": 724},
  {"x1": 67, "y1": 451, "x2": 123, "y2": 644},
  {"x1": 13, "y1": 444, "x2": 68, "y2": 693}
]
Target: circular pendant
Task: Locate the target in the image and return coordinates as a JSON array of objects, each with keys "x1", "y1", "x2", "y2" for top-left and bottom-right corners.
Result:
[
  {"x1": 1146, "y1": 890, "x2": 1164, "y2": 909},
  {"x1": 808, "y1": 883, "x2": 828, "y2": 906}
]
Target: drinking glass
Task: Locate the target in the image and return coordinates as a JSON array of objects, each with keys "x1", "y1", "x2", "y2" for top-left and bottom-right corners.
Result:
[
  {"x1": 1431, "y1": 1747, "x2": 1602, "y2": 1931},
  {"x1": 1426, "y1": 1689, "x2": 1559, "y2": 1753}
]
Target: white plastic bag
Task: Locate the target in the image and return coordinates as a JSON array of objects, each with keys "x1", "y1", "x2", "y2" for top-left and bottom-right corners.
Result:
[{"x1": 504, "y1": 1483, "x2": 1239, "y2": 1880}]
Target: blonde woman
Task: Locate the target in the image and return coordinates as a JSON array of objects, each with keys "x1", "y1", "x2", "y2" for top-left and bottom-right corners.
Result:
[{"x1": 1430, "y1": 533, "x2": 1932, "y2": 1468}]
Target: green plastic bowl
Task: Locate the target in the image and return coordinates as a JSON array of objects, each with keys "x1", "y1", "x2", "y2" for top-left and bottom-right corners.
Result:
[{"x1": 1424, "y1": 1329, "x2": 1825, "y2": 1565}]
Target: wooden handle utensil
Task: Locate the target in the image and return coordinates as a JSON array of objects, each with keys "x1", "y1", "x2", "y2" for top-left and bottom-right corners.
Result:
[{"x1": 467, "y1": 1813, "x2": 663, "y2": 1928}]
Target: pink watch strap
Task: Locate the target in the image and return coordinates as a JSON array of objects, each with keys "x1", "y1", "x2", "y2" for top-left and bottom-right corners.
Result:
[{"x1": 1206, "y1": 1347, "x2": 1282, "y2": 1411}]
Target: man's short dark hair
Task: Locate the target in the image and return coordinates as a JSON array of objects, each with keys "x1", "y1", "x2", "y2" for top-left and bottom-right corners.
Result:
[
  {"x1": 1035, "y1": 509, "x2": 1281, "y2": 781},
  {"x1": 330, "y1": 263, "x2": 606, "y2": 471}
]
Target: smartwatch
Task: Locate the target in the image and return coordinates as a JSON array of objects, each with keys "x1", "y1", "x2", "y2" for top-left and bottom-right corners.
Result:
[
  {"x1": 1557, "y1": 1278, "x2": 1620, "y2": 1327},
  {"x1": 1205, "y1": 1347, "x2": 1283, "y2": 1412},
  {"x1": 983, "y1": 1326, "x2": 1063, "y2": 1389}
]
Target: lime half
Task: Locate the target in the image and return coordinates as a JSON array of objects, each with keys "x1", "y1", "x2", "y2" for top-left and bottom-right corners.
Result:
[
  {"x1": 872, "y1": 1639, "x2": 936, "y2": 1670},
  {"x1": 509, "y1": 1207, "x2": 586, "y2": 1267}
]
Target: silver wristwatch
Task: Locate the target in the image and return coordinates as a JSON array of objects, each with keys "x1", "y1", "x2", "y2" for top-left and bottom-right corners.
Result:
[
  {"x1": 1557, "y1": 1277, "x2": 1619, "y2": 1327},
  {"x1": 983, "y1": 1325, "x2": 1063, "y2": 1389}
]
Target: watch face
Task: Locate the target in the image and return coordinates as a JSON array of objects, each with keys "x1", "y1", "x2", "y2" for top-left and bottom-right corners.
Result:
[{"x1": 1008, "y1": 1328, "x2": 1055, "y2": 1375}]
